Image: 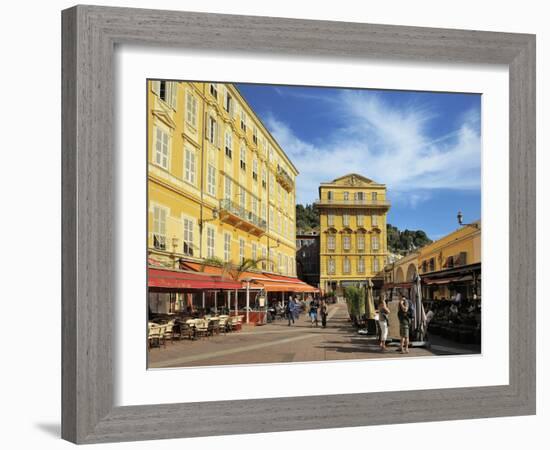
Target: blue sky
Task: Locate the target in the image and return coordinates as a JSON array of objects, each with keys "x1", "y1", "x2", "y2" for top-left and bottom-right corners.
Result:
[{"x1": 236, "y1": 83, "x2": 481, "y2": 240}]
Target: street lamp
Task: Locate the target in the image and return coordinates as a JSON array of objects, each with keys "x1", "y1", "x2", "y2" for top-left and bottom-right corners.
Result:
[
  {"x1": 198, "y1": 208, "x2": 219, "y2": 227},
  {"x1": 457, "y1": 211, "x2": 479, "y2": 229}
]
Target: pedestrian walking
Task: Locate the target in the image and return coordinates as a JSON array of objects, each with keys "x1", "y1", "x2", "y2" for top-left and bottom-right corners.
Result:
[
  {"x1": 320, "y1": 300, "x2": 328, "y2": 328},
  {"x1": 309, "y1": 300, "x2": 318, "y2": 327},
  {"x1": 286, "y1": 297, "x2": 295, "y2": 326},
  {"x1": 378, "y1": 296, "x2": 390, "y2": 351},
  {"x1": 397, "y1": 296, "x2": 410, "y2": 353}
]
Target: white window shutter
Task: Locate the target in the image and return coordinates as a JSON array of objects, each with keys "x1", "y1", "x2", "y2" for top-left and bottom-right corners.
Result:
[
  {"x1": 170, "y1": 82, "x2": 177, "y2": 109},
  {"x1": 152, "y1": 80, "x2": 160, "y2": 95}
]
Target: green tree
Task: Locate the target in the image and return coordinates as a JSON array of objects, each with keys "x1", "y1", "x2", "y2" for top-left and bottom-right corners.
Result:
[
  {"x1": 295, "y1": 203, "x2": 320, "y2": 231},
  {"x1": 387, "y1": 223, "x2": 432, "y2": 254}
]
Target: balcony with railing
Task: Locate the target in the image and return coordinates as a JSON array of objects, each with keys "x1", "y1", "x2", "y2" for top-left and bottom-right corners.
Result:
[
  {"x1": 219, "y1": 199, "x2": 267, "y2": 236},
  {"x1": 315, "y1": 195, "x2": 390, "y2": 208},
  {"x1": 276, "y1": 165, "x2": 295, "y2": 192}
]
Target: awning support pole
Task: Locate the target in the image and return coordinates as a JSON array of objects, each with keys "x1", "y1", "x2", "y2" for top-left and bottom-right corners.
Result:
[
  {"x1": 202, "y1": 291, "x2": 205, "y2": 309},
  {"x1": 234, "y1": 289, "x2": 238, "y2": 315},
  {"x1": 214, "y1": 291, "x2": 217, "y2": 312},
  {"x1": 246, "y1": 282, "x2": 250, "y2": 324}
]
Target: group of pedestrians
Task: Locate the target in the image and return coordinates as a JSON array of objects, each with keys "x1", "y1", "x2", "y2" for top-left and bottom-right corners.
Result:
[
  {"x1": 284, "y1": 295, "x2": 329, "y2": 329},
  {"x1": 307, "y1": 298, "x2": 328, "y2": 328}
]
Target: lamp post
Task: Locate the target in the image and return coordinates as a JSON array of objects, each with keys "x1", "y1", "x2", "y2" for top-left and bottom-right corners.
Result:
[{"x1": 457, "y1": 211, "x2": 480, "y2": 229}]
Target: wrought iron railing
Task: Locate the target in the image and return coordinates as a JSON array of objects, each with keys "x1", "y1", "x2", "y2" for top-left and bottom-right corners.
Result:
[{"x1": 219, "y1": 199, "x2": 267, "y2": 230}]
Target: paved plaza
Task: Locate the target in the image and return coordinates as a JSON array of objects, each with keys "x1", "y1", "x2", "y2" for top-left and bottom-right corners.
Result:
[{"x1": 148, "y1": 303, "x2": 480, "y2": 369}]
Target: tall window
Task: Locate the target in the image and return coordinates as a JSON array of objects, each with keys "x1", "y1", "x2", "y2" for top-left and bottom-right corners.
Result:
[
  {"x1": 357, "y1": 214, "x2": 364, "y2": 226},
  {"x1": 239, "y1": 187, "x2": 246, "y2": 210},
  {"x1": 206, "y1": 227, "x2": 215, "y2": 258},
  {"x1": 240, "y1": 110, "x2": 247, "y2": 131},
  {"x1": 343, "y1": 214, "x2": 350, "y2": 226},
  {"x1": 373, "y1": 257, "x2": 380, "y2": 273},
  {"x1": 358, "y1": 257, "x2": 365, "y2": 273},
  {"x1": 262, "y1": 247, "x2": 267, "y2": 270},
  {"x1": 357, "y1": 235, "x2": 365, "y2": 251},
  {"x1": 207, "y1": 164, "x2": 216, "y2": 196},
  {"x1": 277, "y1": 253, "x2": 282, "y2": 273},
  {"x1": 225, "y1": 131, "x2": 232, "y2": 158},
  {"x1": 328, "y1": 214, "x2": 335, "y2": 226},
  {"x1": 269, "y1": 206, "x2": 274, "y2": 229},
  {"x1": 224, "y1": 91, "x2": 232, "y2": 114},
  {"x1": 328, "y1": 259, "x2": 335, "y2": 275},
  {"x1": 261, "y1": 203, "x2": 267, "y2": 221},
  {"x1": 184, "y1": 147, "x2": 196, "y2": 184},
  {"x1": 343, "y1": 191, "x2": 349, "y2": 201},
  {"x1": 285, "y1": 255, "x2": 289, "y2": 275},
  {"x1": 153, "y1": 80, "x2": 177, "y2": 108},
  {"x1": 327, "y1": 235, "x2": 336, "y2": 251},
  {"x1": 154, "y1": 127, "x2": 169, "y2": 169},
  {"x1": 343, "y1": 258, "x2": 351, "y2": 274},
  {"x1": 207, "y1": 116, "x2": 217, "y2": 144},
  {"x1": 356, "y1": 192, "x2": 364, "y2": 201},
  {"x1": 152, "y1": 206, "x2": 167, "y2": 250},
  {"x1": 210, "y1": 83, "x2": 218, "y2": 99},
  {"x1": 343, "y1": 235, "x2": 351, "y2": 251},
  {"x1": 240, "y1": 145, "x2": 246, "y2": 171},
  {"x1": 183, "y1": 217, "x2": 194, "y2": 256},
  {"x1": 327, "y1": 191, "x2": 333, "y2": 201},
  {"x1": 251, "y1": 242, "x2": 257, "y2": 261},
  {"x1": 372, "y1": 235, "x2": 379, "y2": 251},
  {"x1": 252, "y1": 159, "x2": 258, "y2": 181},
  {"x1": 239, "y1": 238, "x2": 245, "y2": 263},
  {"x1": 261, "y1": 167, "x2": 267, "y2": 189},
  {"x1": 224, "y1": 176, "x2": 232, "y2": 201},
  {"x1": 186, "y1": 93, "x2": 197, "y2": 127},
  {"x1": 372, "y1": 192, "x2": 378, "y2": 202},
  {"x1": 251, "y1": 197, "x2": 258, "y2": 217},
  {"x1": 224, "y1": 233, "x2": 231, "y2": 262},
  {"x1": 372, "y1": 214, "x2": 378, "y2": 226},
  {"x1": 252, "y1": 126, "x2": 258, "y2": 144}
]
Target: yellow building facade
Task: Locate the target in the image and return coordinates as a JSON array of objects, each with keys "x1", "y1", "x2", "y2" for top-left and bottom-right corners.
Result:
[
  {"x1": 385, "y1": 221, "x2": 481, "y2": 302},
  {"x1": 316, "y1": 174, "x2": 390, "y2": 295},
  {"x1": 147, "y1": 81, "x2": 298, "y2": 276}
]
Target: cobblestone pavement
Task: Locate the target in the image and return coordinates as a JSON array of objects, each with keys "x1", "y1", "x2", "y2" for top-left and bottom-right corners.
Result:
[{"x1": 148, "y1": 303, "x2": 480, "y2": 369}]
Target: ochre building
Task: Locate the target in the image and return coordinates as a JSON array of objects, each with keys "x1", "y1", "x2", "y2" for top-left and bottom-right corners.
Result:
[
  {"x1": 147, "y1": 81, "x2": 298, "y2": 278},
  {"x1": 316, "y1": 174, "x2": 390, "y2": 296}
]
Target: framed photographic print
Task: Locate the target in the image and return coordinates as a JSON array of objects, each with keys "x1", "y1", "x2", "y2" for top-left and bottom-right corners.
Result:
[{"x1": 62, "y1": 5, "x2": 536, "y2": 444}]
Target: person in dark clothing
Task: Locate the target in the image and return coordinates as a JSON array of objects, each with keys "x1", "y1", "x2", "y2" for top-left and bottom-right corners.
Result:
[
  {"x1": 320, "y1": 300, "x2": 328, "y2": 328},
  {"x1": 285, "y1": 297, "x2": 296, "y2": 326}
]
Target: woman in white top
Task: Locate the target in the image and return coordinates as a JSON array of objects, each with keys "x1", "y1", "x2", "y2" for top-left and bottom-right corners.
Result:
[{"x1": 378, "y1": 296, "x2": 390, "y2": 351}]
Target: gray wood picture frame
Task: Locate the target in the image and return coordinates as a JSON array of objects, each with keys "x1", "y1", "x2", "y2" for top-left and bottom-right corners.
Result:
[{"x1": 61, "y1": 5, "x2": 536, "y2": 444}]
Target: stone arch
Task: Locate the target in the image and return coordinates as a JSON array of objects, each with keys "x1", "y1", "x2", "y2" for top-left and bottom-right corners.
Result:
[
  {"x1": 395, "y1": 267, "x2": 405, "y2": 283},
  {"x1": 406, "y1": 263, "x2": 417, "y2": 282}
]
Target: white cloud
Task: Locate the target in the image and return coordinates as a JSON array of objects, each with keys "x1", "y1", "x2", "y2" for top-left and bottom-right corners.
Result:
[{"x1": 265, "y1": 90, "x2": 481, "y2": 206}]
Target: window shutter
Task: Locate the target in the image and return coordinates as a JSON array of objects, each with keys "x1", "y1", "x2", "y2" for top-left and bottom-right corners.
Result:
[
  {"x1": 152, "y1": 80, "x2": 160, "y2": 95},
  {"x1": 170, "y1": 82, "x2": 177, "y2": 109}
]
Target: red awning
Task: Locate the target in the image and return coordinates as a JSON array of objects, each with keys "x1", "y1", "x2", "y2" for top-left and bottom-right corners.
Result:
[
  {"x1": 175, "y1": 260, "x2": 319, "y2": 292},
  {"x1": 148, "y1": 268, "x2": 242, "y2": 290}
]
